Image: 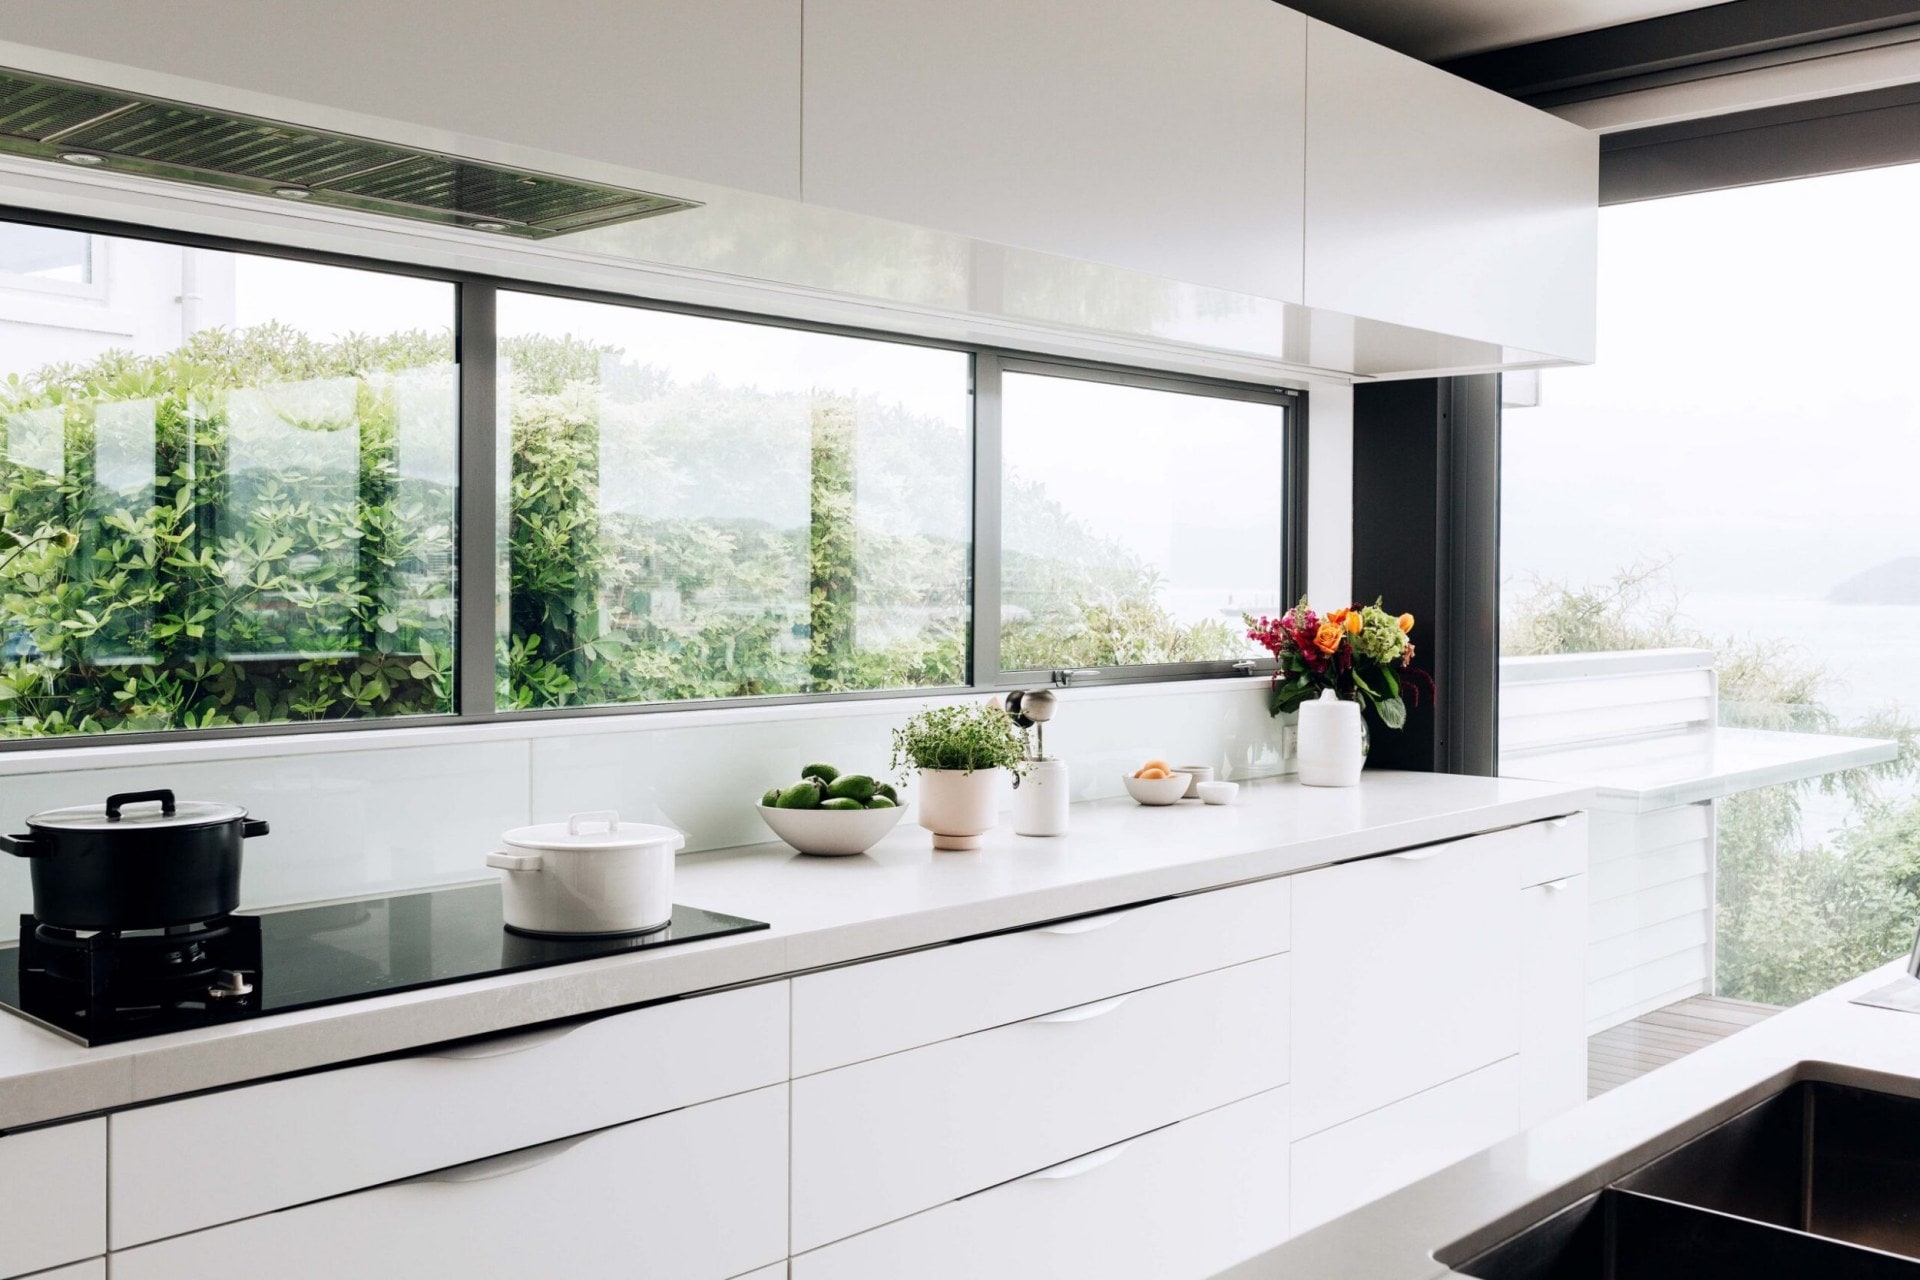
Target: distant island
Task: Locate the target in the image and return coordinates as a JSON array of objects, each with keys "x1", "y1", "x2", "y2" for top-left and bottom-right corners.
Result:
[{"x1": 1830, "y1": 557, "x2": 1920, "y2": 605}]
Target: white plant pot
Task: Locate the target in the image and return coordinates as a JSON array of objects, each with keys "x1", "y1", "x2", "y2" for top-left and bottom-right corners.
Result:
[
  {"x1": 916, "y1": 767, "x2": 1005, "y2": 850},
  {"x1": 1296, "y1": 690, "x2": 1365, "y2": 788},
  {"x1": 1013, "y1": 758, "x2": 1070, "y2": 837}
]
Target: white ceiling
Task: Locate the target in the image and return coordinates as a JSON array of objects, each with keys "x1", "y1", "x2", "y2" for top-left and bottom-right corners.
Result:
[{"x1": 1285, "y1": 0, "x2": 1735, "y2": 62}]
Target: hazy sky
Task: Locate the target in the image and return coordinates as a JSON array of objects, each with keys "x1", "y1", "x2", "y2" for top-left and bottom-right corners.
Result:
[{"x1": 1503, "y1": 161, "x2": 1920, "y2": 602}]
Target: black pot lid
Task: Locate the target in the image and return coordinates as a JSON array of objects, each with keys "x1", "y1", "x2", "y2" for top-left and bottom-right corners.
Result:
[{"x1": 28, "y1": 796, "x2": 248, "y2": 831}]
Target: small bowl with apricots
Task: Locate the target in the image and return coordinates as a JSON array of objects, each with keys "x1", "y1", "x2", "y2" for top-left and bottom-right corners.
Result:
[{"x1": 1123, "y1": 759, "x2": 1192, "y2": 806}]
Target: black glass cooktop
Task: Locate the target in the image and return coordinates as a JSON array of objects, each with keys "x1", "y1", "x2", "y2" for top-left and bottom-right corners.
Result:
[{"x1": 0, "y1": 882, "x2": 767, "y2": 1046}]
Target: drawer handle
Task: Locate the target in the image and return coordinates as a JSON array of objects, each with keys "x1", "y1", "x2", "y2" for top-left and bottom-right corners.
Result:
[
  {"x1": 419, "y1": 1130, "x2": 598, "y2": 1185},
  {"x1": 425, "y1": 1020, "x2": 586, "y2": 1061},
  {"x1": 1031, "y1": 993, "x2": 1132, "y2": 1025},
  {"x1": 1542, "y1": 878, "x2": 1576, "y2": 893},
  {"x1": 1543, "y1": 816, "x2": 1573, "y2": 830},
  {"x1": 1035, "y1": 907, "x2": 1144, "y2": 937},
  {"x1": 1390, "y1": 846, "x2": 1447, "y2": 863},
  {"x1": 1017, "y1": 1134, "x2": 1146, "y2": 1184}
]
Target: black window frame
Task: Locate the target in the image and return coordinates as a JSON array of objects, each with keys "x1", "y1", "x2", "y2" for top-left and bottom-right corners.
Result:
[{"x1": 0, "y1": 202, "x2": 1306, "y2": 751}]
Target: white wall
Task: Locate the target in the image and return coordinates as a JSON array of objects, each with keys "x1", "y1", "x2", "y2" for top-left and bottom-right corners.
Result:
[{"x1": 0, "y1": 679, "x2": 1289, "y2": 939}]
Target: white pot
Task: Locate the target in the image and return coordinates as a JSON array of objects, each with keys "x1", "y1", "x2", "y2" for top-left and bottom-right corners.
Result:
[
  {"x1": 485, "y1": 810, "x2": 684, "y2": 937},
  {"x1": 916, "y1": 767, "x2": 1004, "y2": 850},
  {"x1": 1296, "y1": 690, "x2": 1365, "y2": 788},
  {"x1": 1013, "y1": 758, "x2": 1070, "y2": 837}
]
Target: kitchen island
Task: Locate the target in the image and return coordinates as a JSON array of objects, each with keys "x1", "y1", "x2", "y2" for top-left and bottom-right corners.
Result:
[{"x1": 1221, "y1": 959, "x2": 1920, "y2": 1279}]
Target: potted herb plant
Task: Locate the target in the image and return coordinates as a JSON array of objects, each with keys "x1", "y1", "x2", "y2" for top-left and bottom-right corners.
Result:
[
  {"x1": 1245, "y1": 600, "x2": 1433, "y2": 786},
  {"x1": 891, "y1": 701, "x2": 1029, "y2": 850}
]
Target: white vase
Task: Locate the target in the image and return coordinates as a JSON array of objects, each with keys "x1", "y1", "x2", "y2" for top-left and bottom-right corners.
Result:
[
  {"x1": 1013, "y1": 758, "x2": 1069, "y2": 837},
  {"x1": 1296, "y1": 690, "x2": 1365, "y2": 787},
  {"x1": 917, "y1": 767, "x2": 1005, "y2": 850}
]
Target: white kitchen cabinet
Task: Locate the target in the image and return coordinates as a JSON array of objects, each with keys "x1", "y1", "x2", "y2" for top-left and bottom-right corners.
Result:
[
  {"x1": 0, "y1": 0, "x2": 804, "y2": 197},
  {"x1": 1290, "y1": 1057, "x2": 1521, "y2": 1235},
  {"x1": 802, "y1": 0, "x2": 1306, "y2": 301},
  {"x1": 791, "y1": 954, "x2": 1290, "y2": 1253},
  {"x1": 1521, "y1": 874, "x2": 1591, "y2": 1126},
  {"x1": 1291, "y1": 831, "x2": 1522, "y2": 1138},
  {"x1": 792, "y1": 877, "x2": 1290, "y2": 1074},
  {"x1": 1300, "y1": 18, "x2": 1598, "y2": 362},
  {"x1": 111, "y1": 1085, "x2": 788, "y2": 1280},
  {"x1": 0, "y1": 1118, "x2": 103, "y2": 1279},
  {"x1": 110, "y1": 980, "x2": 789, "y2": 1248},
  {"x1": 794, "y1": 1085, "x2": 1291, "y2": 1280}
]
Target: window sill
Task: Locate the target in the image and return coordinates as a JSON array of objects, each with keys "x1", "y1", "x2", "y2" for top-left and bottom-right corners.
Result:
[{"x1": 0, "y1": 675, "x2": 1274, "y2": 776}]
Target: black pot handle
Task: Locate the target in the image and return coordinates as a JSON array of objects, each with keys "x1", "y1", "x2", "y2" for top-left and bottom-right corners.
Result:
[
  {"x1": 106, "y1": 789, "x2": 176, "y2": 821},
  {"x1": 0, "y1": 833, "x2": 40, "y2": 858},
  {"x1": 243, "y1": 818, "x2": 270, "y2": 838}
]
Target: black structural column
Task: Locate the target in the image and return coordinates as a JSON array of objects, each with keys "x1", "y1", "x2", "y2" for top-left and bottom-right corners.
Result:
[{"x1": 1350, "y1": 376, "x2": 1501, "y2": 776}]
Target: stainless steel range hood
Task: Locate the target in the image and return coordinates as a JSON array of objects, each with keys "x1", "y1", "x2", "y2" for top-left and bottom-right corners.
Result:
[{"x1": 0, "y1": 66, "x2": 700, "y2": 238}]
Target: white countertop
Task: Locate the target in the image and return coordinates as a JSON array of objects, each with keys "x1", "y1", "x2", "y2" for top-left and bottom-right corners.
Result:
[
  {"x1": 1219, "y1": 961, "x2": 1920, "y2": 1280},
  {"x1": 0, "y1": 769, "x2": 1589, "y2": 1132},
  {"x1": 1502, "y1": 725, "x2": 1897, "y2": 812}
]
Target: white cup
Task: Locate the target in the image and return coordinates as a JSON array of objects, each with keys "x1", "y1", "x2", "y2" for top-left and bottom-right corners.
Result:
[{"x1": 1176, "y1": 764, "x2": 1215, "y2": 799}]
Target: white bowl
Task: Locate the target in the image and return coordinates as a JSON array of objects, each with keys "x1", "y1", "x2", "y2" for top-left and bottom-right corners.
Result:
[
  {"x1": 1122, "y1": 772, "x2": 1191, "y2": 806},
  {"x1": 1195, "y1": 780, "x2": 1241, "y2": 806},
  {"x1": 758, "y1": 802, "x2": 906, "y2": 856}
]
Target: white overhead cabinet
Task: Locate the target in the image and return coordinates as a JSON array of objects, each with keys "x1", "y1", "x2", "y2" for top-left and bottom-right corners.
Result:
[
  {"x1": 0, "y1": 0, "x2": 806, "y2": 197},
  {"x1": 1300, "y1": 18, "x2": 1600, "y2": 363},
  {"x1": 801, "y1": 0, "x2": 1308, "y2": 302}
]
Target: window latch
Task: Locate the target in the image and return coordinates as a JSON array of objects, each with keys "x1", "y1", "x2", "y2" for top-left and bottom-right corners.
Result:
[
  {"x1": 1052, "y1": 668, "x2": 1099, "y2": 687},
  {"x1": 1231, "y1": 659, "x2": 1258, "y2": 674}
]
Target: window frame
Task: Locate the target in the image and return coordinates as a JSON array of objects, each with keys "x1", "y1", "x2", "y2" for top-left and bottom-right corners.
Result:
[{"x1": 0, "y1": 203, "x2": 1305, "y2": 752}]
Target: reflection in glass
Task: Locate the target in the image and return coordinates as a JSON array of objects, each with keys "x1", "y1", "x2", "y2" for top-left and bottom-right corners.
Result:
[
  {"x1": 999, "y1": 371, "x2": 1286, "y2": 670},
  {"x1": 0, "y1": 220, "x2": 457, "y2": 737},
  {"x1": 496, "y1": 292, "x2": 973, "y2": 707}
]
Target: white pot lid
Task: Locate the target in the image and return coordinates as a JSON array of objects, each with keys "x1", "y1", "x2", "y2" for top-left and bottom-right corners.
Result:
[{"x1": 502, "y1": 810, "x2": 686, "y2": 853}]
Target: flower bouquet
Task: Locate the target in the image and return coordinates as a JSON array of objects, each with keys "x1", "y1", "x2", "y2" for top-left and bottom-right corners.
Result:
[{"x1": 1245, "y1": 599, "x2": 1433, "y2": 729}]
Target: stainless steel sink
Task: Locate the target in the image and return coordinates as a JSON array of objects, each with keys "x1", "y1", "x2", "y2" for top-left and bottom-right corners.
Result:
[{"x1": 1452, "y1": 1082, "x2": 1920, "y2": 1278}]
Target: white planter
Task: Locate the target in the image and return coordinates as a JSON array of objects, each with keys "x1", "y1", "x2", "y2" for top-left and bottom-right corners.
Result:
[
  {"x1": 485, "y1": 810, "x2": 683, "y2": 936},
  {"x1": 916, "y1": 767, "x2": 1005, "y2": 850},
  {"x1": 1296, "y1": 690, "x2": 1365, "y2": 788},
  {"x1": 1012, "y1": 758, "x2": 1070, "y2": 837}
]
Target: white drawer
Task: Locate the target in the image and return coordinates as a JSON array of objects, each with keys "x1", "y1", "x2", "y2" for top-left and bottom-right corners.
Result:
[
  {"x1": 792, "y1": 953, "x2": 1289, "y2": 1253},
  {"x1": 110, "y1": 980, "x2": 788, "y2": 1248},
  {"x1": 0, "y1": 1118, "x2": 103, "y2": 1279},
  {"x1": 1291, "y1": 834, "x2": 1520, "y2": 1138},
  {"x1": 1520, "y1": 874, "x2": 1590, "y2": 1127},
  {"x1": 794, "y1": 1086, "x2": 1291, "y2": 1280},
  {"x1": 112, "y1": 1084, "x2": 788, "y2": 1280},
  {"x1": 793, "y1": 877, "x2": 1290, "y2": 1074},
  {"x1": 1510, "y1": 813, "x2": 1589, "y2": 888},
  {"x1": 1291, "y1": 1057, "x2": 1520, "y2": 1235}
]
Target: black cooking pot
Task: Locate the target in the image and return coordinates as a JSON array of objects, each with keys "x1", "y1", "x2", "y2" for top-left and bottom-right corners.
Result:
[{"x1": 0, "y1": 789, "x2": 269, "y2": 931}]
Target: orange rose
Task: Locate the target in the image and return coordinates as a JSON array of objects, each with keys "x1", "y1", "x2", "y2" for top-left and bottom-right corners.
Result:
[
  {"x1": 1313, "y1": 621, "x2": 1344, "y2": 654},
  {"x1": 1345, "y1": 611, "x2": 1363, "y2": 634},
  {"x1": 1397, "y1": 613, "x2": 1415, "y2": 633}
]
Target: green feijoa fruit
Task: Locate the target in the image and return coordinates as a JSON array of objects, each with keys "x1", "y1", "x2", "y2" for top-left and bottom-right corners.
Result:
[
  {"x1": 760, "y1": 787, "x2": 781, "y2": 808},
  {"x1": 826, "y1": 774, "x2": 876, "y2": 803},
  {"x1": 776, "y1": 782, "x2": 823, "y2": 809},
  {"x1": 820, "y1": 796, "x2": 863, "y2": 811},
  {"x1": 866, "y1": 795, "x2": 896, "y2": 809},
  {"x1": 801, "y1": 762, "x2": 841, "y2": 784},
  {"x1": 873, "y1": 781, "x2": 899, "y2": 804},
  {"x1": 802, "y1": 775, "x2": 831, "y2": 792}
]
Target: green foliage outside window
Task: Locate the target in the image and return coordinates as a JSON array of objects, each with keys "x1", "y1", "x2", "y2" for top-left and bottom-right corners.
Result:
[{"x1": 2, "y1": 319, "x2": 1254, "y2": 740}]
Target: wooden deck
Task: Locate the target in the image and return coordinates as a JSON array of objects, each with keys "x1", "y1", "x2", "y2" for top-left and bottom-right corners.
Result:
[{"x1": 1588, "y1": 994, "x2": 1782, "y2": 1097}]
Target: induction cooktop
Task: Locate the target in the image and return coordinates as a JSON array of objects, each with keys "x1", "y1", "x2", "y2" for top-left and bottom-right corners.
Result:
[{"x1": 0, "y1": 882, "x2": 767, "y2": 1046}]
